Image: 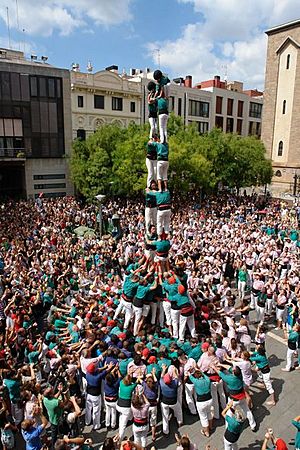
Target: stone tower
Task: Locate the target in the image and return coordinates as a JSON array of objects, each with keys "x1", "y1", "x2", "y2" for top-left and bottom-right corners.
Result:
[{"x1": 261, "y1": 19, "x2": 300, "y2": 194}]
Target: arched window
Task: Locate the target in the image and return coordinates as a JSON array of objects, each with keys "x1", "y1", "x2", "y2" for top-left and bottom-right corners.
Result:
[
  {"x1": 278, "y1": 141, "x2": 283, "y2": 156},
  {"x1": 286, "y1": 54, "x2": 290, "y2": 69},
  {"x1": 282, "y1": 100, "x2": 286, "y2": 114},
  {"x1": 275, "y1": 170, "x2": 282, "y2": 177}
]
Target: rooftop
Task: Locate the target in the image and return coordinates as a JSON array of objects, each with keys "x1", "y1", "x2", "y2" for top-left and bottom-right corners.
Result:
[{"x1": 266, "y1": 18, "x2": 300, "y2": 35}]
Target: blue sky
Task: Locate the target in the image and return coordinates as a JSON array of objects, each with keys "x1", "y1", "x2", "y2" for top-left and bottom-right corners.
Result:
[{"x1": 0, "y1": 0, "x2": 300, "y2": 89}]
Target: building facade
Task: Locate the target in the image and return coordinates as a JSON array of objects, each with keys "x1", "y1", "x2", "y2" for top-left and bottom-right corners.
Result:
[
  {"x1": 0, "y1": 48, "x2": 73, "y2": 199},
  {"x1": 71, "y1": 67, "x2": 142, "y2": 140},
  {"x1": 261, "y1": 19, "x2": 300, "y2": 194},
  {"x1": 130, "y1": 72, "x2": 263, "y2": 138}
]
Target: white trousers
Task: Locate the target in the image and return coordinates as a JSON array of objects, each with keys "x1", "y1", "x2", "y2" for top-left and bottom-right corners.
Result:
[
  {"x1": 161, "y1": 401, "x2": 182, "y2": 434},
  {"x1": 149, "y1": 117, "x2": 157, "y2": 139},
  {"x1": 116, "y1": 405, "x2": 132, "y2": 441},
  {"x1": 266, "y1": 297, "x2": 274, "y2": 315},
  {"x1": 250, "y1": 294, "x2": 258, "y2": 309},
  {"x1": 150, "y1": 302, "x2": 158, "y2": 324},
  {"x1": 196, "y1": 398, "x2": 213, "y2": 427},
  {"x1": 146, "y1": 158, "x2": 157, "y2": 187},
  {"x1": 171, "y1": 309, "x2": 180, "y2": 339},
  {"x1": 132, "y1": 423, "x2": 149, "y2": 448},
  {"x1": 85, "y1": 394, "x2": 101, "y2": 428},
  {"x1": 261, "y1": 371, "x2": 274, "y2": 394},
  {"x1": 105, "y1": 400, "x2": 117, "y2": 428},
  {"x1": 185, "y1": 383, "x2": 197, "y2": 414},
  {"x1": 238, "y1": 281, "x2": 246, "y2": 300},
  {"x1": 133, "y1": 305, "x2": 143, "y2": 336},
  {"x1": 256, "y1": 305, "x2": 265, "y2": 324},
  {"x1": 157, "y1": 209, "x2": 171, "y2": 236},
  {"x1": 159, "y1": 113, "x2": 168, "y2": 143},
  {"x1": 179, "y1": 314, "x2": 196, "y2": 341},
  {"x1": 149, "y1": 405, "x2": 157, "y2": 426},
  {"x1": 157, "y1": 160, "x2": 169, "y2": 181},
  {"x1": 123, "y1": 300, "x2": 134, "y2": 330},
  {"x1": 285, "y1": 347, "x2": 296, "y2": 370},
  {"x1": 145, "y1": 207, "x2": 157, "y2": 232},
  {"x1": 162, "y1": 301, "x2": 172, "y2": 326},
  {"x1": 224, "y1": 437, "x2": 239, "y2": 450},
  {"x1": 113, "y1": 298, "x2": 125, "y2": 320},
  {"x1": 211, "y1": 380, "x2": 227, "y2": 419},
  {"x1": 232, "y1": 398, "x2": 256, "y2": 430}
]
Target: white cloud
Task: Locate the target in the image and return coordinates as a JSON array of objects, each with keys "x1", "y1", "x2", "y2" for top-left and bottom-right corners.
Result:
[
  {"x1": 0, "y1": 0, "x2": 133, "y2": 37},
  {"x1": 148, "y1": 0, "x2": 300, "y2": 89}
]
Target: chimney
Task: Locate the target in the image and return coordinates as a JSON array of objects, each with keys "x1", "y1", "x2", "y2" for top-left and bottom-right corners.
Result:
[
  {"x1": 105, "y1": 65, "x2": 119, "y2": 73},
  {"x1": 214, "y1": 75, "x2": 220, "y2": 87},
  {"x1": 184, "y1": 75, "x2": 192, "y2": 88}
]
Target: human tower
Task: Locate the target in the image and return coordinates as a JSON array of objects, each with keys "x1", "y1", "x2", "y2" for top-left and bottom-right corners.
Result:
[{"x1": 144, "y1": 69, "x2": 171, "y2": 274}]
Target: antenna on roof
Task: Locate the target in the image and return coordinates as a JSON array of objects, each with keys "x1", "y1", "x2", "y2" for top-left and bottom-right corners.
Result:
[
  {"x1": 221, "y1": 64, "x2": 228, "y2": 82},
  {"x1": 6, "y1": 7, "x2": 11, "y2": 49},
  {"x1": 15, "y1": 0, "x2": 20, "y2": 50},
  {"x1": 155, "y1": 48, "x2": 161, "y2": 69}
]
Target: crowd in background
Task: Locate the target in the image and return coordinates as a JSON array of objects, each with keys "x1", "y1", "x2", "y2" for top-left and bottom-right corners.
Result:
[{"x1": 0, "y1": 193, "x2": 299, "y2": 450}]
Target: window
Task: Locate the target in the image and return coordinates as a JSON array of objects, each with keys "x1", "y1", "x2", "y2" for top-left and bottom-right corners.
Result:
[
  {"x1": 197, "y1": 121, "x2": 209, "y2": 134},
  {"x1": 278, "y1": 141, "x2": 283, "y2": 156},
  {"x1": 39, "y1": 77, "x2": 47, "y2": 97},
  {"x1": 237, "y1": 100, "x2": 244, "y2": 117},
  {"x1": 48, "y1": 78, "x2": 56, "y2": 97},
  {"x1": 236, "y1": 119, "x2": 243, "y2": 135},
  {"x1": 178, "y1": 97, "x2": 182, "y2": 116},
  {"x1": 226, "y1": 117, "x2": 234, "y2": 133},
  {"x1": 256, "y1": 122, "x2": 261, "y2": 136},
  {"x1": 34, "y1": 183, "x2": 66, "y2": 189},
  {"x1": 215, "y1": 116, "x2": 223, "y2": 129},
  {"x1": 227, "y1": 98, "x2": 234, "y2": 116},
  {"x1": 169, "y1": 96, "x2": 175, "y2": 112},
  {"x1": 286, "y1": 54, "x2": 290, "y2": 69},
  {"x1": 77, "y1": 129, "x2": 86, "y2": 140},
  {"x1": 216, "y1": 96, "x2": 223, "y2": 114},
  {"x1": 112, "y1": 97, "x2": 123, "y2": 111},
  {"x1": 248, "y1": 121, "x2": 254, "y2": 135},
  {"x1": 78, "y1": 96, "x2": 84, "y2": 108},
  {"x1": 130, "y1": 101, "x2": 135, "y2": 113},
  {"x1": 94, "y1": 95, "x2": 104, "y2": 109},
  {"x1": 282, "y1": 100, "x2": 286, "y2": 114},
  {"x1": 0, "y1": 118, "x2": 23, "y2": 137},
  {"x1": 33, "y1": 174, "x2": 66, "y2": 180},
  {"x1": 188, "y1": 100, "x2": 209, "y2": 117},
  {"x1": 249, "y1": 102, "x2": 262, "y2": 118}
]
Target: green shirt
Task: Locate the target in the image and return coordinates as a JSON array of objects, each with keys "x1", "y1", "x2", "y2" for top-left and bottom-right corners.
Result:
[
  {"x1": 119, "y1": 381, "x2": 137, "y2": 400},
  {"x1": 123, "y1": 276, "x2": 139, "y2": 298},
  {"x1": 3, "y1": 379, "x2": 20, "y2": 403},
  {"x1": 190, "y1": 374, "x2": 211, "y2": 395},
  {"x1": 43, "y1": 397, "x2": 62, "y2": 425},
  {"x1": 155, "y1": 190, "x2": 171, "y2": 207},
  {"x1": 250, "y1": 352, "x2": 269, "y2": 369},
  {"x1": 226, "y1": 415, "x2": 244, "y2": 435},
  {"x1": 292, "y1": 420, "x2": 300, "y2": 448},
  {"x1": 219, "y1": 372, "x2": 243, "y2": 392},
  {"x1": 119, "y1": 358, "x2": 133, "y2": 377},
  {"x1": 238, "y1": 270, "x2": 247, "y2": 282},
  {"x1": 152, "y1": 240, "x2": 171, "y2": 254}
]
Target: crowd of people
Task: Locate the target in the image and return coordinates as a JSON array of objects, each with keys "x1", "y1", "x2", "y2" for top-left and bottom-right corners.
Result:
[
  {"x1": 0, "y1": 67, "x2": 299, "y2": 450},
  {"x1": 0, "y1": 192, "x2": 299, "y2": 450}
]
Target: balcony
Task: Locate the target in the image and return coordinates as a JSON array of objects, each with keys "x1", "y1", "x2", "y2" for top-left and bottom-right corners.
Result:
[{"x1": 0, "y1": 148, "x2": 27, "y2": 159}]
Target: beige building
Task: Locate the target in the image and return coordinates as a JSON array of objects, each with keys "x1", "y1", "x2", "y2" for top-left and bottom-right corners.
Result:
[
  {"x1": 262, "y1": 19, "x2": 300, "y2": 194},
  {"x1": 71, "y1": 66, "x2": 142, "y2": 140},
  {"x1": 130, "y1": 72, "x2": 263, "y2": 137},
  {"x1": 0, "y1": 48, "x2": 73, "y2": 199}
]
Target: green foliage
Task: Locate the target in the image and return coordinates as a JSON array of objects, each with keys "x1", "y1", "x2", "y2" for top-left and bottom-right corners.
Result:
[{"x1": 70, "y1": 117, "x2": 273, "y2": 199}]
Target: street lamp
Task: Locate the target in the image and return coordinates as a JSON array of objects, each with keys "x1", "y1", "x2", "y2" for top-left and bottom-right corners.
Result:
[{"x1": 95, "y1": 194, "x2": 106, "y2": 237}]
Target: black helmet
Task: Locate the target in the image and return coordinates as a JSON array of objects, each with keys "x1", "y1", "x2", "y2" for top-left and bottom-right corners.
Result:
[
  {"x1": 153, "y1": 69, "x2": 162, "y2": 80},
  {"x1": 147, "y1": 81, "x2": 156, "y2": 91}
]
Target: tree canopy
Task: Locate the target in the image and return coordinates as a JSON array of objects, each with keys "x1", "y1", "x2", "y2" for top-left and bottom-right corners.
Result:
[{"x1": 70, "y1": 114, "x2": 273, "y2": 200}]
